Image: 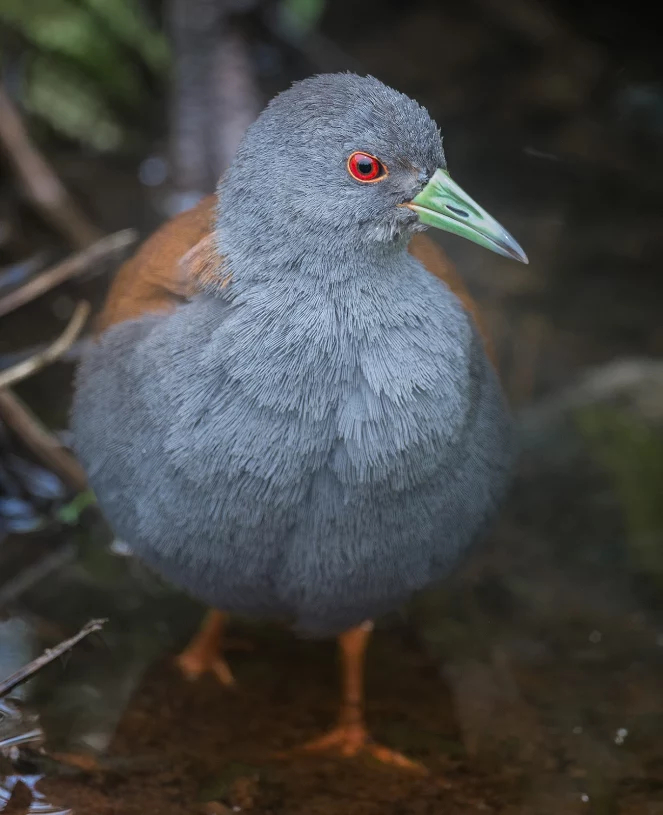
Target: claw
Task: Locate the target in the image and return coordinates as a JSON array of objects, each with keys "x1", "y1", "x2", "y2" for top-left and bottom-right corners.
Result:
[
  {"x1": 279, "y1": 723, "x2": 428, "y2": 774},
  {"x1": 175, "y1": 650, "x2": 236, "y2": 686},
  {"x1": 175, "y1": 610, "x2": 238, "y2": 686}
]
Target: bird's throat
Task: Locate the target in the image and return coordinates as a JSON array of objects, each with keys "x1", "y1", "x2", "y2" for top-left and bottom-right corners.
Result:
[{"x1": 217, "y1": 222, "x2": 413, "y2": 300}]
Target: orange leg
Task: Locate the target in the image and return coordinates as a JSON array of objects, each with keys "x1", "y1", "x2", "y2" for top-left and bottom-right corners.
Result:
[
  {"x1": 296, "y1": 621, "x2": 427, "y2": 773},
  {"x1": 175, "y1": 609, "x2": 237, "y2": 686}
]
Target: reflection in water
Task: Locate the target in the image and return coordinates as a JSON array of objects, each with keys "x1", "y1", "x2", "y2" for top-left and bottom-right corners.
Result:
[{"x1": 0, "y1": 698, "x2": 70, "y2": 814}]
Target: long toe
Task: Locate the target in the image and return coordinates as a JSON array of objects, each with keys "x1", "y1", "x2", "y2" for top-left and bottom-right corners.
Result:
[
  {"x1": 283, "y1": 724, "x2": 428, "y2": 774},
  {"x1": 175, "y1": 649, "x2": 236, "y2": 687}
]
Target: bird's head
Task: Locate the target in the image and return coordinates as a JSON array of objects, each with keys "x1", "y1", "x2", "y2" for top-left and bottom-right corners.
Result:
[{"x1": 218, "y1": 73, "x2": 527, "y2": 265}]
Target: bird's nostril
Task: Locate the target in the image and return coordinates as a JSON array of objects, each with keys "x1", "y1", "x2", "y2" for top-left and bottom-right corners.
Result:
[{"x1": 446, "y1": 205, "x2": 469, "y2": 218}]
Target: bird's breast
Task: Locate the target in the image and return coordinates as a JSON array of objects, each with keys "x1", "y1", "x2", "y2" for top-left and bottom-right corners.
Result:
[
  {"x1": 72, "y1": 267, "x2": 514, "y2": 633},
  {"x1": 214, "y1": 264, "x2": 476, "y2": 474}
]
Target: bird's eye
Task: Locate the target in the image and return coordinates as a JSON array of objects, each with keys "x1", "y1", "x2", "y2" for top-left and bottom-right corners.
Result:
[{"x1": 347, "y1": 152, "x2": 387, "y2": 183}]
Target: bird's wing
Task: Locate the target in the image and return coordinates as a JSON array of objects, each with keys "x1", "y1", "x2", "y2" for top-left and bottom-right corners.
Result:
[
  {"x1": 97, "y1": 195, "x2": 494, "y2": 363},
  {"x1": 96, "y1": 194, "x2": 221, "y2": 334}
]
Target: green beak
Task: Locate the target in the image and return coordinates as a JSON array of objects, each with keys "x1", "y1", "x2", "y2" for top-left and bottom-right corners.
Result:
[{"x1": 407, "y1": 169, "x2": 528, "y2": 263}]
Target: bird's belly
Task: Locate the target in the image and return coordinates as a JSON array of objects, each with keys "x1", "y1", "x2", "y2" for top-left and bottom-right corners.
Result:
[{"x1": 120, "y1": 379, "x2": 512, "y2": 636}]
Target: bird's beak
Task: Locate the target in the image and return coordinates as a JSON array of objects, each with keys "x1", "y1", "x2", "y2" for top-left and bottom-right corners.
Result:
[{"x1": 405, "y1": 169, "x2": 528, "y2": 263}]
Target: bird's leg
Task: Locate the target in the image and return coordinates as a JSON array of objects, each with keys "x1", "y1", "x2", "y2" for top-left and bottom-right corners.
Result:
[
  {"x1": 175, "y1": 609, "x2": 238, "y2": 686},
  {"x1": 297, "y1": 621, "x2": 427, "y2": 773}
]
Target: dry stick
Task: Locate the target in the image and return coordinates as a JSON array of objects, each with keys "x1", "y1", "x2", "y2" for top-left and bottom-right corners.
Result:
[
  {"x1": 0, "y1": 233, "x2": 135, "y2": 493},
  {"x1": 0, "y1": 86, "x2": 102, "y2": 250},
  {"x1": 0, "y1": 229, "x2": 136, "y2": 318},
  {"x1": 0, "y1": 618, "x2": 107, "y2": 699},
  {"x1": 0, "y1": 389, "x2": 87, "y2": 491},
  {"x1": 0, "y1": 337, "x2": 88, "y2": 370},
  {"x1": 0, "y1": 233, "x2": 136, "y2": 496},
  {"x1": 0, "y1": 301, "x2": 90, "y2": 389}
]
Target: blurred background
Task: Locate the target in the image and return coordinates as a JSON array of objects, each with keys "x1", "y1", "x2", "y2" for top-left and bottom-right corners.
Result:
[{"x1": 1, "y1": 0, "x2": 663, "y2": 812}]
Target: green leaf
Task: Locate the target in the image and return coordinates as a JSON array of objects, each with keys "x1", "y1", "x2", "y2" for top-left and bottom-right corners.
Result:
[
  {"x1": 57, "y1": 489, "x2": 97, "y2": 525},
  {"x1": 81, "y1": 0, "x2": 169, "y2": 75}
]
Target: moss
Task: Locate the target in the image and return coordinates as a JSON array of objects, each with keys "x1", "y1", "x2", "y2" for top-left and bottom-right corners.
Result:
[{"x1": 576, "y1": 406, "x2": 663, "y2": 581}]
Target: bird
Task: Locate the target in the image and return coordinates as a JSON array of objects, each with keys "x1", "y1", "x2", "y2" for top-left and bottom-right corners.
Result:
[{"x1": 71, "y1": 73, "x2": 527, "y2": 772}]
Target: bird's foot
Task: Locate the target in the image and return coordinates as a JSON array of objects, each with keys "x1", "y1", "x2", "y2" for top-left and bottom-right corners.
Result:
[
  {"x1": 175, "y1": 647, "x2": 236, "y2": 686},
  {"x1": 175, "y1": 611, "x2": 251, "y2": 687},
  {"x1": 284, "y1": 723, "x2": 427, "y2": 774},
  {"x1": 50, "y1": 751, "x2": 104, "y2": 772}
]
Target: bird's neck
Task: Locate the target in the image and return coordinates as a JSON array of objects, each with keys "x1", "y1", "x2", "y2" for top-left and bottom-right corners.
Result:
[{"x1": 213, "y1": 225, "x2": 413, "y2": 305}]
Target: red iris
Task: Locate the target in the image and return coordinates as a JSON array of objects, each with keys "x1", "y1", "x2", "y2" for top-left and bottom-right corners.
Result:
[{"x1": 347, "y1": 152, "x2": 386, "y2": 182}]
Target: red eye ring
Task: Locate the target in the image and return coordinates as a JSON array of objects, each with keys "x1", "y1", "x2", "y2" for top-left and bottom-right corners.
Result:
[{"x1": 347, "y1": 152, "x2": 387, "y2": 183}]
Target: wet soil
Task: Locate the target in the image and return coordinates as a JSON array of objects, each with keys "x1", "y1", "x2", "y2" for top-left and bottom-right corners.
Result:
[{"x1": 42, "y1": 627, "x2": 507, "y2": 815}]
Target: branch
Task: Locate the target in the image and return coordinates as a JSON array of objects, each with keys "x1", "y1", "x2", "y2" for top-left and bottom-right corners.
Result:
[
  {"x1": 0, "y1": 389, "x2": 87, "y2": 492},
  {"x1": 0, "y1": 337, "x2": 88, "y2": 371},
  {"x1": 0, "y1": 85, "x2": 102, "y2": 249},
  {"x1": 0, "y1": 251, "x2": 51, "y2": 295},
  {"x1": 0, "y1": 619, "x2": 107, "y2": 698},
  {"x1": 0, "y1": 228, "x2": 136, "y2": 318},
  {"x1": 0, "y1": 301, "x2": 90, "y2": 389}
]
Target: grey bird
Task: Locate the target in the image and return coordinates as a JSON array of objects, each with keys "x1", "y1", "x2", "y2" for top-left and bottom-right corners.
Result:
[{"x1": 72, "y1": 73, "x2": 526, "y2": 771}]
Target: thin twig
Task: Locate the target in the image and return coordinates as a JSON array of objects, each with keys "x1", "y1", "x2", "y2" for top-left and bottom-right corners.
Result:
[
  {"x1": 0, "y1": 86, "x2": 102, "y2": 249},
  {"x1": 0, "y1": 543, "x2": 76, "y2": 609},
  {"x1": 0, "y1": 389, "x2": 87, "y2": 491},
  {"x1": 0, "y1": 228, "x2": 136, "y2": 318},
  {"x1": 0, "y1": 337, "x2": 88, "y2": 371},
  {"x1": 0, "y1": 618, "x2": 107, "y2": 698},
  {"x1": 0, "y1": 301, "x2": 90, "y2": 389},
  {"x1": 0, "y1": 251, "x2": 52, "y2": 295}
]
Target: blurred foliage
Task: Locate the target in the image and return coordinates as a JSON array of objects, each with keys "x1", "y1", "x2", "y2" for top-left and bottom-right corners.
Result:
[
  {"x1": 0, "y1": 0, "x2": 169, "y2": 151},
  {"x1": 577, "y1": 406, "x2": 663, "y2": 581},
  {"x1": 82, "y1": 0, "x2": 168, "y2": 74},
  {"x1": 0, "y1": 0, "x2": 329, "y2": 154},
  {"x1": 278, "y1": 0, "x2": 326, "y2": 37},
  {"x1": 57, "y1": 488, "x2": 97, "y2": 525}
]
